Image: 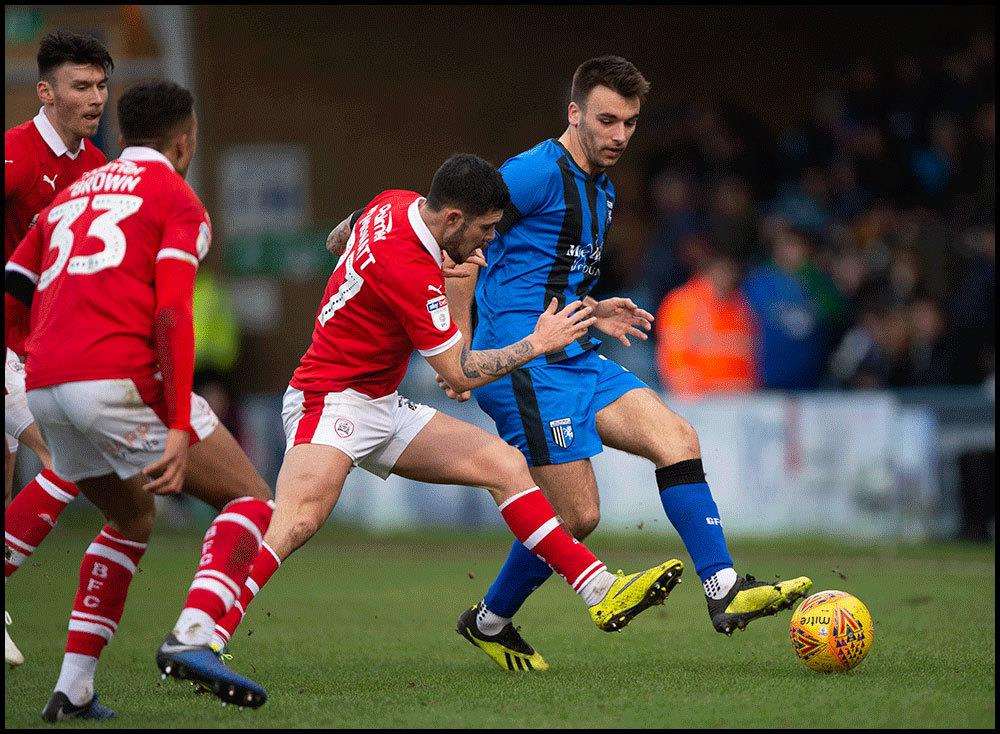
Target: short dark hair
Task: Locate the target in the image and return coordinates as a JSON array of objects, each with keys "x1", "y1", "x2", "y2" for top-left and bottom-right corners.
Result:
[
  {"x1": 571, "y1": 55, "x2": 650, "y2": 105},
  {"x1": 426, "y1": 154, "x2": 510, "y2": 217},
  {"x1": 37, "y1": 30, "x2": 114, "y2": 80},
  {"x1": 118, "y1": 81, "x2": 195, "y2": 149}
]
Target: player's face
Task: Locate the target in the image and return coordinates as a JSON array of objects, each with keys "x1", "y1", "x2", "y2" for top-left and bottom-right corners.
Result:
[
  {"x1": 441, "y1": 209, "x2": 503, "y2": 263},
  {"x1": 38, "y1": 63, "x2": 109, "y2": 141},
  {"x1": 571, "y1": 85, "x2": 641, "y2": 171}
]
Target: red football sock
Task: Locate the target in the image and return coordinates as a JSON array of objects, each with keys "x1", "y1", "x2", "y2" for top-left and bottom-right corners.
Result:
[
  {"x1": 65, "y1": 525, "x2": 147, "y2": 659},
  {"x1": 498, "y1": 487, "x2": 607, "y2": 593},
  {"x1": 5, "y1": 469, "x2": 79, "y2": 577},
  {"x1": 212, "y1": 541, "x2": 281, "y2": 647},
  {"x1": 179, "y1": 497, "x2": 272, "y2": 630}
]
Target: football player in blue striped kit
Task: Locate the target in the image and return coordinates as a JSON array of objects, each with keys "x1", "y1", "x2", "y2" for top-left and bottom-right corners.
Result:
[{"x1": 444, "y1": 56, "x2": 812, "y2": 671}]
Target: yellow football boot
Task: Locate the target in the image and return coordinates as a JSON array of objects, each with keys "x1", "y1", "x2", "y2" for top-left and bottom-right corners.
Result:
[
  {"x1": 588, "y1": 559, "x2": 684, "y2": 632},
  {"x1": 456, "y1": 603, "x2": 549, "y2": 672},
  {"x1": 708, "y1": 574, "x2": 813, "y2": 635}
]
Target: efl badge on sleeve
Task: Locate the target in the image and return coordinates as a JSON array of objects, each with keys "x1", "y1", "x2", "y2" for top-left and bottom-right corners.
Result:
[
  {"x1": 426, "y1": 294, "x2": 451, "y2": 331},
  {"x1": 549, "y1": 418, "x2": 574, "y2": 449}
]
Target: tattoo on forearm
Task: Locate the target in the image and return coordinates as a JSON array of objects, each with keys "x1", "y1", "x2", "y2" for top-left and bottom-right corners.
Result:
[{"x1": 460, "y1": 338, "x2": 533, "y2": 380}]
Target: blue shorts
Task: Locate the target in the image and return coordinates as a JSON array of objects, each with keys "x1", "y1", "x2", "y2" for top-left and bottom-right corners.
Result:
[{"x1": 472, "y1": 350, "x2": 647, "y2": 467}]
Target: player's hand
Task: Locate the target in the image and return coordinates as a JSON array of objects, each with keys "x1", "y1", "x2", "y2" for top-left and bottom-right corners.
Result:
[
  {"x1": 531, "y1": 298, "x2": 596, "y2": 354},
  {"x1": 590, "y1": 297, "x2": 653, "y2": 347},
  {"x1": 436, "y1": 373, "x2": 471, "y2": 402},
  {"x1": 442, "y1": 249, "x2": 487, "y2": 278},
  {"x1": 142, "y1": 428, "x2": 189, "y2": 495}
]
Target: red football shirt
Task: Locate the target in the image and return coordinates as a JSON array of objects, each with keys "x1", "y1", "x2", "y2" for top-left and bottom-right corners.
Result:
[
  {"x1": 6, "y1": 147, "x2": 211, "y2": 393},
  {"x1": 291, "y1": 189, "x2": 461, "y2": 398},
  {"x1": 5, "y1": 108, "x2": 107, "y2": 262}
]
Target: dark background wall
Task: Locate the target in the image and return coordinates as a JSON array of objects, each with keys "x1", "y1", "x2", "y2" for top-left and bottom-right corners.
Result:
[{"x1": 194, "y1": 5, "x2": 993, "y2": 225}]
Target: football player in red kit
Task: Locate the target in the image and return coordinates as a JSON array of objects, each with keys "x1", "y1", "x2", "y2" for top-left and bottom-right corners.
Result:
[
  {"x1": 5, "y1": 81, "x2": 274, "y2": 721},
  {"x1": 196, "y1": 156, "x2": 684, "y2": 694},
  {"x1": 4, "y1": 31, "x2": 112, "y2": 668}
]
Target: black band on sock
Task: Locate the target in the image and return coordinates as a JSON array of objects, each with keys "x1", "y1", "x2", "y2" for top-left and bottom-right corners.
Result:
[{"x1": 655, "y1": 458, "x2": 706, "y2": 491}]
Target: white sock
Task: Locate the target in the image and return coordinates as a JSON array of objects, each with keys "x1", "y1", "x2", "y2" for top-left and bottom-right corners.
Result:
[
  {"x1": 704, "y1": 567, "x2": 738, "y2": 600},
  {"x1": 475, "y1": 603, "x2": 510, "y2": 636},
  {"x1": 55, "y1": 652, "x2": 98, "y2": 706},
  {"x1": 173, "y1": 608, "x2": 215, "y2": 647},
  {"x1": 209, "y1": 629, "x2": 228, "y2": 651},
  {"x1": 578, "y1": 569, "x2": 617, "y2": 606}
]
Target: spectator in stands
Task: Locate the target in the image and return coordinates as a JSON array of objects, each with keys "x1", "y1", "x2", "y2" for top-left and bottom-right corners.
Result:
[
  {"x1": 742, "y1": 224, "x2": 832, "y2": 390},
  {"x1": 906, "y1": 297, "x2": 956, "y2": 386},
  {"x1": 948, "y1": 224, "x2": 995, "y2": 384},
  {"x1": 829, "y1": 301, "x2": 910, "y2": 389},
  {"x1": 655, "y1": 253, "x2": 757, "y2": 397},
  {"x1": 642, "y1": 168, "x2": 703, "y2": 309}
]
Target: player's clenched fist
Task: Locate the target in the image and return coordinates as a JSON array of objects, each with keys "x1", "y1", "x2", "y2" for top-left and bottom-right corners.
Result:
[
  {"x1": 436, "y1": 373, "x2": 471, "y2": 402},
  {"x1": 530, "y1": 298, "x2": 596, "y2": 354}
]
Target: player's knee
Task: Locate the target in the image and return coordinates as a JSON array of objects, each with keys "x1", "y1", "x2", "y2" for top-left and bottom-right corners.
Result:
[
  {"x1": 237, "y1": 473, "x2": 272, "y2": 503},
  {"x1": 483, "y1": 446, "x2": 532, "y2": 495},
  {"x1": 563, "y1": 506, "x2": 600, "y2": 539},
  {"x1": 110, "y1": 503, "x2": 156, "y2": 544},
  {"x1": 651, "y1": 414, "x2": 701, "y2": 465}
]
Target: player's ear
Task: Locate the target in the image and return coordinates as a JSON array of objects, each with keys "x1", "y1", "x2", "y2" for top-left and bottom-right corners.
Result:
[
  {"x1": 568, "y1": 100, "x2": 581, "y2": 127},
  {"x1": 36, "y1": 79, "x2": 54, "y2": 106},
  {"x1": 444, "y1": 208, "x2": 463, "y2": 227}
]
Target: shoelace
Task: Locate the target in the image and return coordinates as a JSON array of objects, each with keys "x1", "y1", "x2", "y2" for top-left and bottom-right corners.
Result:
[{"x1": 5, "y1": 611, "x2": 11, "y2": 626}]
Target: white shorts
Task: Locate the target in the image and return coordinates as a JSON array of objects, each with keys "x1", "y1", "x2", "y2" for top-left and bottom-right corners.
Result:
[
  {"x1": 25, "y1": 378, "x2": 219, "y2": 483},
  {"x1": 5, "y1": 348, "x2": 34, "y2": 454},
  {"x1": 282, "y1": 386, "x2": 436, "y2": 480}
]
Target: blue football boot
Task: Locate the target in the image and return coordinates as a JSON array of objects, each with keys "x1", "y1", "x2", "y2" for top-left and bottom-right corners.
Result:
[{"x1": 156, "y1": 633, "x2": 267, "y2": 708}]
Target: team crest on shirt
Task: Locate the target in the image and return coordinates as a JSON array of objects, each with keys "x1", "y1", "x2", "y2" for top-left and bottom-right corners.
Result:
[
  {"x1": 426, "y1": 293, "x2": 450, "y2": 331},
  {"x1": 549, "y1": 418, "x2": 574, "y2": 449}
]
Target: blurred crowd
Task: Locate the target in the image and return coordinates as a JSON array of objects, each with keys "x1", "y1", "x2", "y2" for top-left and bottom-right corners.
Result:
[{"x1": 602, "y1": 30, "x2": 995, "y2": 396}]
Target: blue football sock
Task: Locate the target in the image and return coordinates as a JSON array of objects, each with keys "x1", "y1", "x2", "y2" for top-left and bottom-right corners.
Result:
[
  {"x1": 482, "y1": 540, "x2": 554, "y2": 618},
  {"x1": 656, "y1": 458, "x2": 734, "y2": 582}
]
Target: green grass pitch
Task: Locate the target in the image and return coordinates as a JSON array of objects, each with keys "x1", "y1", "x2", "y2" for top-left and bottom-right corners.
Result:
[{"x1": 4, "y1": 513, "x2": 995, "y2": 728}]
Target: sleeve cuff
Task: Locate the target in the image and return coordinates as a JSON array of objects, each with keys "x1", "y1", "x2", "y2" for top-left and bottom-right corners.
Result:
[{"x1": 418, "y1": 330, "x2": 463, "y2": 357}]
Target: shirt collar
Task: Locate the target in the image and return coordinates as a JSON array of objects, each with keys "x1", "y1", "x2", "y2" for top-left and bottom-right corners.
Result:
[
  {"x1": 33, "y1": 107, "x2": 85, "y2": 159},
  {"x1": 118, "y1": 146, "x2": 175, "y2": 171},
  {"x1": 407, "y1": 197, "x2": 443, "y2": 268}
]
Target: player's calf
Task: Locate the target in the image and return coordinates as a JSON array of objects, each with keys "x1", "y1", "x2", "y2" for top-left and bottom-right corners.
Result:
[
  {"x1": 5, "y1": 468, "x2": 79, "y2": 578},
  {"x1": 210, "y1": 541, "x2": 281, "y2": 651},
  {"x1": 494, "y1": 485, "x2": 683, "y2": 631},
  {"x1": 45, "y1": 523, "x2": 148, "y2": 721},
  {"x1": 160, "y1": 496, "x2": 272, "y2": 707}
]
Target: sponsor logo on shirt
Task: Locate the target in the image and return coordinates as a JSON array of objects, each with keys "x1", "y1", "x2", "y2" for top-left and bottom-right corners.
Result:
[{"x1": 426, "y1": 294, "x2": 450, "y2": 331}]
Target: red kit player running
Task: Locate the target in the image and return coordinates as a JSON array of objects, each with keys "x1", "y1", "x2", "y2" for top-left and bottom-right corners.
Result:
[
  {"x1": 4, "y1": 31, "x2": 112, "y2": 668},
  {"x1": 5, "y1": 82, "x2": 273, "y2": 721},
  {"x1": 193, "y1": 156, "x2": 684, "y2": 693}
]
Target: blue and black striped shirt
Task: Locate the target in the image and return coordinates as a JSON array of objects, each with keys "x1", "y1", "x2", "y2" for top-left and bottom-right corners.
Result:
[{"x1": 473, "y1": 139, "x2": 616, "y2": 367}]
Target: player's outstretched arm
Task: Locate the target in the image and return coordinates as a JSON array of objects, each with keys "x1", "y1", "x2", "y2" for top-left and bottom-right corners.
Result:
[{"x1": 426, "y1": 298, "x2": 595, "y2": 393}]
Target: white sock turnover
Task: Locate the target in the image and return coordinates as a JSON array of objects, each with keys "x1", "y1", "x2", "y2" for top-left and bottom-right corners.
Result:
[
  {"x1": 475, "y1": 603, "x2": 510, "y2": 636},
  {"x1": 578, "y1": 569, "x2": 617, "y2": 607},
  {"x1": 703, "y1": 567, "x2": 738, "y2": 600}
]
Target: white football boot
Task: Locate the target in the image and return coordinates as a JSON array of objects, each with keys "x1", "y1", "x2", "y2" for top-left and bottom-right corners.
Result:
[{"x1": 6, "y1": 610, "x2": 25, "y2": 666}]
